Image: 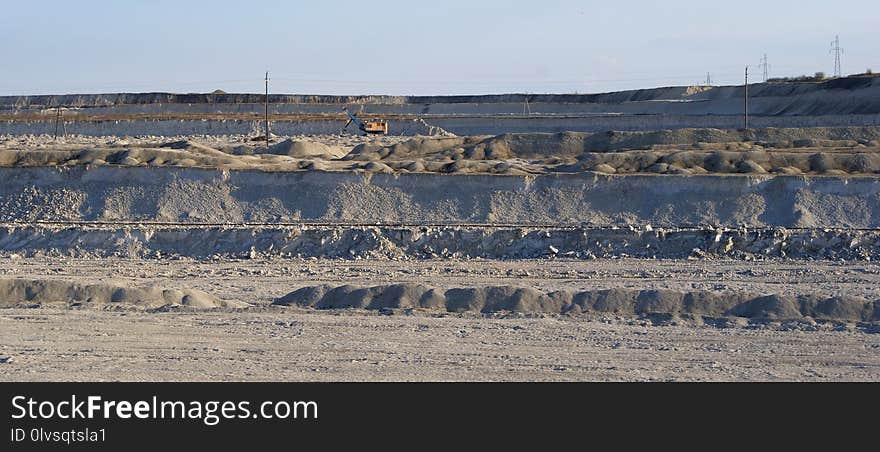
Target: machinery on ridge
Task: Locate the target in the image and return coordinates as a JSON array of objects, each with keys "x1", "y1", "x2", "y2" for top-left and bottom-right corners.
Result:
[{"x1": 341, "y1": 107, "x2": 388, "y2": 135}]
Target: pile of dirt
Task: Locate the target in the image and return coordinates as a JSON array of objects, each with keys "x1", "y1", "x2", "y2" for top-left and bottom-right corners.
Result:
[
  {"x1": 253, "y1": 139, "x2": 346, "y2": 159},
  {"x1": 0, "y1": 146, "x2": 248, "y2": 169},
  {"x1": 334, "y1": 128, "x2": 880, "y2": 175},
  {"x1": 579, "y1": 148, "x2": 880, "y2": 175},
  {"x1": 274, "y1": 283, "x2": 880, "y2": 322},
  {"x1": 1, "y1": 128, "x2": 878, "y2": 175},
  {"x1": 343, "y1": 136, "x2": 488, "y2": 161},
  {"x1": 0, "y1": 137, "x2": 349, "y2": 170},
  {"x1": 343, "y1": 128, "x2": 880, "y2": 160},
  {"x1": 0, "y1": 278, "x2": 244, "y2": 309}
]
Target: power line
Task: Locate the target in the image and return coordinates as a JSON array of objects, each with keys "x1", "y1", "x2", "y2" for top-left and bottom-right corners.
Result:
[{"x1": 830, "y1": 35, "x2": 844, "y2": 77}]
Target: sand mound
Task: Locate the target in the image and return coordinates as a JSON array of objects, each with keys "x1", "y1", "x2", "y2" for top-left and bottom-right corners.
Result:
[
  {"x1": 344, "y1": 136, "x2": 487, "y2": 161},
  {"x1": 273, "y1": 283, "x2": 880, "y2": 322},
  {"x1": 333, "y1": 127, "x2": 880, "y2": 175},
  {"x1": 0, "y1": 146, "x2": 248, "y2": 169},
  {"x1": 263, "y1": 139, "x2": 346, "y2": 159},
  {"x1": 1, "y1": 127, "x2": 879, "y2": 175},
  {"x1": 580, "y1": 148, "x2": 880, "y2": 175},
  {"x1": 0, "y1": 278, "x2": 243, "y2": 309},
  {"x1": 342, "y1": 128, "x2": 880, "y2": 161}
]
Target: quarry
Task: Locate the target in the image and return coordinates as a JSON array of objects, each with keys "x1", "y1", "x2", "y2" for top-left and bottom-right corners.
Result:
[{"x1": 1, "y1": 76, "x2": 879, "y2": 381}]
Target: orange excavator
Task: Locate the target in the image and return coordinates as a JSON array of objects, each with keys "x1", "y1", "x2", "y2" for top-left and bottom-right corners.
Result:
[{"x1": 341, "y1": 107, "x2": 388, "y2": 135}]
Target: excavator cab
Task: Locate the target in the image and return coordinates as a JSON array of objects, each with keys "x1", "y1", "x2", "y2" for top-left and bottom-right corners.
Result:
[{"x1": 361, "y1": 119, "x2": 388, "y2": 135}]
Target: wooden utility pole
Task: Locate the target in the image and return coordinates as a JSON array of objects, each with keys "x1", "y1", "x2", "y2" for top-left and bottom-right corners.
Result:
[
  {"x1": 54, "y1": 109, "x2": 61, "y2": 140},
  {"x1": 265, "y1": 71, "x2": 270, "y2": 148},
  {"x1": 744, "y1": 66, "x2": 749, "y2": 130}
]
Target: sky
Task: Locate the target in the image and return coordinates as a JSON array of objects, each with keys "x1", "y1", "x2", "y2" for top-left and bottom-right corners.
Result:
[{"x1": 0, "y1": 0, "x2": 876, "y2": 95}]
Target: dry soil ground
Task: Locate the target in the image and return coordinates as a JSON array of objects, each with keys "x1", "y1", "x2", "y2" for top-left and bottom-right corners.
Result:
[{"x1": 0, "y1": 256, "x2": 878, "y2": 381}]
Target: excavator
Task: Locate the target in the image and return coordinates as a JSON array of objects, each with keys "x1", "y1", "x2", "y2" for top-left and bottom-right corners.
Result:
[{"x1": 341, "y1": 107, "x2": 388, "y2": 135}]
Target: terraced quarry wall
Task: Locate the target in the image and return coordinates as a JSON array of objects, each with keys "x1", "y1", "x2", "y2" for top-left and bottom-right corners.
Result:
[
  {"x1": 3, "y1": 76, "x2": 878, "y2": 115},
  {"x1": 4, "y1": 114, "x2": 880, "y2": 137},
  {"x1": 2, "y1": 167, "x2": 878, "y2": 228},
  {"x1": 3, "y1": 76, "x2": 878, "y2": 136}
]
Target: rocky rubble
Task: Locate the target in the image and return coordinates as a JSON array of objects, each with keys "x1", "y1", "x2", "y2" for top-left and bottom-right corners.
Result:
[{"x1": 0, "y1": 224, "x2": 876, "y2": 261}]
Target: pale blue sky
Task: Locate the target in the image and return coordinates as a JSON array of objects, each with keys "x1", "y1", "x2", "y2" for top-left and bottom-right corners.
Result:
[{"x1": 0, "y1": 0, "x2": 876, "y2": 95}]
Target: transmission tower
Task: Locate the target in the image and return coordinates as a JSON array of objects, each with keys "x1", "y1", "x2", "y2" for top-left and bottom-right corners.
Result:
[
  {"x1": 759, "y1": 54, "x2": 770, "y2": 82},
  {"x1": 705, "y1": 72, "x2": 712, "y2": 85},
  {"x1": 830, "y1": 35, "x2": 843, "y2": 77}
]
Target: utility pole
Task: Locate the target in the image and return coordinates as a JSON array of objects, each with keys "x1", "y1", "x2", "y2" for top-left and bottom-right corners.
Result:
[
  {"x1": 759, "y1": 54, "x2": 769, "y2": 82},
  {"x1": 264, "y1": 71, "x2": 270, "y2": 148},
  {"x1": 54, "y1": 108, "x2": 61, "y2": 140},
  {"x1": 830, "y1": 35, "x2": 843, "y2": 77},
  {"x1": 744, "y1": 65, "x2": 749, "y2": 130}
]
